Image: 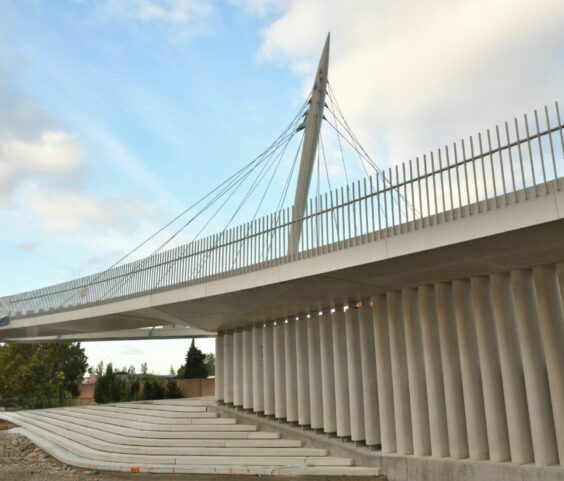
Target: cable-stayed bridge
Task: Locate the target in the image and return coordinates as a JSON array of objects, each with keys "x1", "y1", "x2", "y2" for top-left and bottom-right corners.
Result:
[{"x1": 2, "y1": 35, "x2": 564, "y2": 480}]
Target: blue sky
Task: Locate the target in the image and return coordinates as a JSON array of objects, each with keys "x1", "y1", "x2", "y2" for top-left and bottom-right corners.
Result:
[{"x1": 1, "y1": 0, "x2": 563, "y2": 373}]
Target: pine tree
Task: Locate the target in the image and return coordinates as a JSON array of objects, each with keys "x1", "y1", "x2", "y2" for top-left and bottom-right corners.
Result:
[{"x1": 184, "y1": 339, "x2": 208, "y2": 379}]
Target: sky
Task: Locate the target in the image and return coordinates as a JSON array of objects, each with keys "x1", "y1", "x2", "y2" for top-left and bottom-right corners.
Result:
[{"x1": 1, "y1": 0, "x2": 563, "y2": 374}]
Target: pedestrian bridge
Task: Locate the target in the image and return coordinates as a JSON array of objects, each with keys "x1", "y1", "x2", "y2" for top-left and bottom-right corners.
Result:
[{"x1": 2, "y1": 36, "x2": 564, "y2": 480}]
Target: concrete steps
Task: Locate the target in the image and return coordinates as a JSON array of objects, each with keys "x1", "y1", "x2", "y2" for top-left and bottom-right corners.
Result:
[{"x1": 0, "y1": 399, "x2": 381, "y2": 476}]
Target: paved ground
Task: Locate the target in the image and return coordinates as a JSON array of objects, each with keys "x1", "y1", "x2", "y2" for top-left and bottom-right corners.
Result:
[{"x1": 0, "y1": 421, "x2": 381, "y2": 481}]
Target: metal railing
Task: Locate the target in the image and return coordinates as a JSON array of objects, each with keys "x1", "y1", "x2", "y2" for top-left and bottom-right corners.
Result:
[{"x1": 7, "y1": 103, "x2": 564, "y2": 319}]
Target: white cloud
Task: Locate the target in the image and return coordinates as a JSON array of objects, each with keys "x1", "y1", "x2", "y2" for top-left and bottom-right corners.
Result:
[
  {"x1": 90, "y1": 0, "x2": 216, "y2": 41},
  {"x1": 0, "y1": 131, "x2": 83, "y2": 199},
  {"x1": 253, "y1": 0, "x2": 564, "y2": 170},
  {"x1": 18, "y1": 184, "x2": 155, "y2": 234}
]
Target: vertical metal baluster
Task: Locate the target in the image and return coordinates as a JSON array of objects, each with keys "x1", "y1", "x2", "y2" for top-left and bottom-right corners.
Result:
[
  {"x1": 470, "y1": 136, "x2": 481, "y2": 210},
  {"x1": 401, "y1": 163, "x2": 408, "y2": 229},
  {"x1": 344, "y1": 185, "x2": 350, "y2": 246},
  {"x1": 544, "y1": 105, "x2": 558, "y2": 189},
  {"x1": 394, "y1": 164, "x2": 401, "y2": 231},
  {"x1": 504, "y1": 122, "x2": 517, "y2": 202},
  {"x1": 461, "y1": 139, "x2": 471, "y2": 214},
  {"x1": 324, "y1": 193, "x2": 329, "y2": 252},
  {"x1": 376, "y1": 173, "x2": 382, "y2": 237},
  {"x1": 314, "y1": 195, "x2": 319, "y2": 253},
  {"x1": 476, "y1": 133, "x2": 488, "y2": 210},
  {"x1": 329, "y1": 189, "x2": 336, "y2": 250},
  {"x1": 556, "y1": 101, "x2": 564, "y2": 191},
  {"x1": 409, "y1": 159, "x2": 416, "y2": 227},
  {"x1": 445, "y1": 145, "x2": 455, "y2": 219},
  {"x1": 437, "y1": 149, "x2": 446, "y2": 220},
  {"x1": 305, "y1": 199, "x2": 310, "y2": 256},
  {"x1": 271, "y1": 212, "x2": 276, "y2": 264},
  {"x1": 248, "y1": 224, "x2": 253, "y2": 271},
  {"x1": 453, "y1": 143, "x2": 463, "y2": 216},
  {"x1": 486, "y1": 129, "x2": 499, "y2": 206},
  {"x1": 389, "y1": 167, "x2": 396, "y2": 234},
  {"x1": 416, "y1": 157, "x2": 423, "y2": 227},
  {"x1": 423, "y1": 155, "x2": 431, "y2": 225},
  {"x1": 494, "y1": 126, "x2": 508, "y2": 206},
  {"x1": 227, "y1": 228, "x2": 233, "y2": 274},
  {"x1": 534, "y1": 109, "x2": 549, "y2": 194},
  {"x1": 382, "y1": 170, "x2": 389, "y2": 236},
  {"x1": 430, "y1": 152, "x2": 438, "y2": 221},
  {"x1": 353, "y1": 181, "x2": 359, "y2": 242},
  {"x1": 369, "y1": 176, "x2": 376, "y2": 240},
  {"x1": 363, "y1": 178, "x2": 369, "y2": 242},
  {"x1": 524, "y1": 113, "x2": 538, "y2": 196},
  {"x1": 338, "y1": 187, "x2": 343, "y2": 247},
  {"x1": 358, "y1": 179, "x2": 364, "y2": 242},
  {"x1": 514, "y1": 118, "x2": 528, "y2": 199}
]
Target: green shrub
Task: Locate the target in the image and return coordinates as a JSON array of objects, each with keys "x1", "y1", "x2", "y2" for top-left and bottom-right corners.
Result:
[
  {"x1": 142, "y1": 377, "x2": 165, "y2": 400},
  {"x1": 165, "y1": 380, "x2": 182, "y2": 399},
  {"x1": 94, "y1": 364, "x2": 126, "y2": 404}
]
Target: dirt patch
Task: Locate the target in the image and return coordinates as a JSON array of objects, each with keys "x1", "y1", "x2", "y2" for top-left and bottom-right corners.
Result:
[{"x1": 0, "y1": 420, "x2": 15, "y2": 431}]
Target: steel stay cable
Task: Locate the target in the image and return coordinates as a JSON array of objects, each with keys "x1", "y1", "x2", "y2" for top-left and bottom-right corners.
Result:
[
  {"x1": 163, "y1": 126, "x2": 297, "y2": 285},
  {"x1": 262, "y1": 135, "x2": 303, "y2": 261},
  {"x1": 102, "y1": 129, "x2": 296, "y2": 300},
  {"x1": 85, "y1": 105, "x2": 308, "y2": 304},
  {"x1": 44, "y1": 125, "x2": 300, "y2": 309}
]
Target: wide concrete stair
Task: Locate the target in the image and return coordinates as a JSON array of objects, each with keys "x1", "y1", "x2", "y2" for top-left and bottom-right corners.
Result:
[{"x1": 0, "y1": 398, "x2": 381, "y2": 476}]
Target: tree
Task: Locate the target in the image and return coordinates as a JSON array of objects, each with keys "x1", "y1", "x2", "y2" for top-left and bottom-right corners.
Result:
[
  {"x1": 94, "y1": 363, "x2": 126, "y2": 404},
  {"x1": 184, "y1": 339, "x2": 208, "y2": 379},
  {"x1": 140, "y1": 362, "x2": 148, "y2": 375},
  {"x1": 142, "y1": 377, "x2": 165, "y2": 400},
  {"x1": 204, "y1": 353, "x2": 215, "y2": 377},
  {"x1": 165, "y1": 380, "x2": 182, "y2": 399},
  {"x1": 0, "y1": 342, "x2": 88, "y2": 409},
  {"x1": 94, "y1": 361, "x2": 104, "y2": 376}
]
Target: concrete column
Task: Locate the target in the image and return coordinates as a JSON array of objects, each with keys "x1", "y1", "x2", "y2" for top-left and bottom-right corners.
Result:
[
  {"x1": 470, "y1": 276, "x2": 510, "y2": 462},
  {"x1": 273, "y1": 321, "x2": 286, "y2": 419},
  {"x1": 332, "y1": 307, "x2": 351, "y2": 438},
  {"x1": 320, "y1": 311, "x2": 337, "y2": 433},
  {"x1": 534, "y1": 265, "x2": 564, "y2": 465},
  {"x1": 296, "y1": 315, "x2": 311, "y2": 426},
  {"x1": 490, "y1": 273, "x2": 533, "y2": 464},
  {"x1": 359, "y1": 303, "x2": 380, "y2": 446},
  {"x1": 223, "y1": 332, "x2": 233, "y2": 404},
  {"x1": 262, "y1": 322, "x2": 275, "y2": 416},
  {"x1": 284, "y1": 319, "x2": 298, "y2": 423},
  {"x1": 233, "y1": 330, "x2": 243, "y2": 407},
  {"x1": 215, "y1": 333, "x2": 224, "y2": 402},
  {"x1": 402, "y1": 287, "x2": 431, "y2": 456},
  {"x1": 387, "y1": 290, "x2": 413, "y2": 455},
  {"x1": 307, "y1": 314, "x2": 324, "y2": 429},
  {"x1": 418, "y1": 285, "x2": 449, "y2": 458},
  {"x1": 252, "y1": 324, "x2": 264, "y2": 413},
  {"x1": 435, "y1": 282, "x2": 468, "y2": 459},
  {"x1": 345, "y1": 307, "x2": 365, "y2": 442},
  {"x1": 242, "y1": 328, "x2": 253, "y2": 410},
  {"x1": 512, "y1": 269, "x2": 558, "y2": 466},
  {"x1": 452, "y1": 280, "x2": 489, "y2": 460},
  {"x1": 373, "y1": 295, "x2": 396, "y2": 454}
]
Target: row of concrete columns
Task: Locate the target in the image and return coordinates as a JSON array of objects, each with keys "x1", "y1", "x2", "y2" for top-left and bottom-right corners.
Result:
[{"x1": 216, "y1": 264, "x2": 564, "y2": 466}]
